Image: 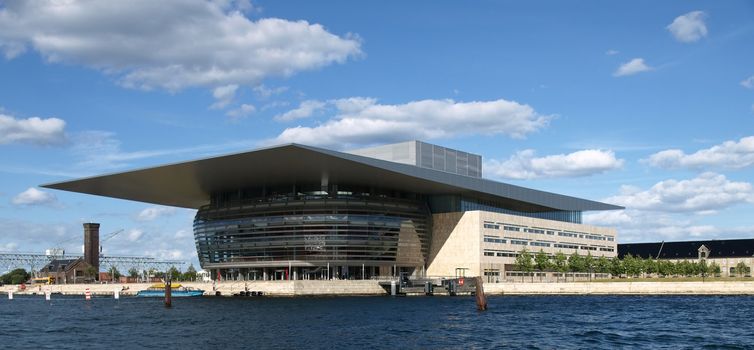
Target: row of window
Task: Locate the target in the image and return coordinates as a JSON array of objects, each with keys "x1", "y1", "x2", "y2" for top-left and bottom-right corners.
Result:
[
  {"x1": 484, "y1": 221, "x2": 614, "y2": 242},
  {"x1": 484, "y1": 236, "x2": 613, "y2": 251}
]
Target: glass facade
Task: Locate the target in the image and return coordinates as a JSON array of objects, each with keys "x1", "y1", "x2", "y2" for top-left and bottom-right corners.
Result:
[
  {"x1": 194, "y1": 185, "x2": 429, "y2": 279},
  {"x1": 428, "y1": 195, "x2": 582, "y2": 224}
]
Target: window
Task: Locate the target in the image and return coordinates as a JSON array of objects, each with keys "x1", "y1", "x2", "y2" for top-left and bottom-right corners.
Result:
[
  {"x1": 503, "y1": 226, "x2": 520, "y2": 232},
  {"x1": 483, "y1": 222, "x2": 500, "y2": 230},
  {"x1": 484, "y1": 236, "x2": 506, "y2": 244},
  {"x1": 483, "y1": 251, "x2": 495, "y2": 256},
  {"x1": 530, "y1": 242, "x2": 551, "y2": 247},
  {"x1": 511, "y1": 240, "x2": 528, "y2": 245},
  {"x1": 554, "y1": 243, "x2": 578, "y2": 250}
]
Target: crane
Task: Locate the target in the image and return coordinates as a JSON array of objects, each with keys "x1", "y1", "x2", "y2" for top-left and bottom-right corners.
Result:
[{"x1": 100, "y1": 229, "x2": 124, "y2": 253}]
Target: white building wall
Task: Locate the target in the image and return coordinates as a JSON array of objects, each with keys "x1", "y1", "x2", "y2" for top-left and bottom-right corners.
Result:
[{"x1": 426, "y1": 211, "x2": 618, "y2": 278}]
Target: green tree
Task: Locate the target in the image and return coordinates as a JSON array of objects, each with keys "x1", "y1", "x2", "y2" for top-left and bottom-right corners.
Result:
[
  {"x1": 128, "y1": 267, "x2": 139, "y2": 279},
  {"x1": 167, "y1": 266, "x2": 182, "y2": 282},
  {"x1": 85, "y1": 266, "x2": 98, "y2": 281},
  {"x1": 583, "y1": 252, "x2": 595, "y2": 281},
  {"x1": 534, "y1": 249, "x2": 550, "y2": 281},
  {"x1": 554, "y1": 251, "x2": 568, "y2": 282},
  {"x1": 595, "y1": 256, "x2": 610, "y2": 275},
  {"x1": 182, "y1": 264, "x2": 198, "y2": 282},
  {"x1": 644, "y1": 257, "x2": 657, "y2": 277},
  {"x1": 709, "y1": 262, "x2": 721, "y2": 277},
  {"x1": 108, "y1": 266, "x2": 122, "y2": 281},
  {"x1": 1, "y1": 268, "x2": 30, "y2": 284},
  {"x1": 623, "y1": 254, "x2": 643, "y2": 278},
  {"x1": 699, "y1": 259, "x2": 709, "y2": 281},
  {"x1": 610, "y1": 257, "x2": 624, "y2": 278},
  {"x1": 736, "y1": 261, "x2": 749, "y2": 277},
  {"x1": 568, "y1": 253, "x2": 585, "y2": 281},
  {"x1": 515, "y1": 248, "x2": 534, "y2": 282}
]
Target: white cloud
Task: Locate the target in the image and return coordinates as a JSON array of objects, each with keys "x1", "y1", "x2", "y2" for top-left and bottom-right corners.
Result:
[
  {"x1": 605, "y1": 49, "x2": 619, "y2": 56},
  {"x1": 271, "y1": 97, "x2": 552, "y2": 148},
  {"x1": 226, "y1": 104, "x2": 256, "y2": 119},
  {"x1": 667, "y1": 11, "x2": 708, "y2": 43},
  {"x1": 1, "y1": 242, "x2": 19, "y2": 252},
  {"x1": 12, "y1": 187, "x2": 58, "y2": 206},
  {"x1": 274, "y1": 100, "x2": 326, "y2": 122},
  {"x1": 603, "y1": 172, "x2": 753, "y2": 214},
  {"x1": 0, "y1": 1, "x2": 361, "y2": 92},
  {"x1": 645, "y1": 136, "x2": 754, "y2": 170},
  {"x1": 584, "y1": 209, "x2": 724, "y2": 242},
  {"x1": 210, "y1": 84, "x2": 238, "y2": 109},
  {"x1": 0, "y1": 113, "x2": 66, "y2": 145},
  {"x1": 136, "y1": 206, "x2": 177, "y2": 221},
  {"x1": 613, "y1": 58, "x2": 652, "y2": 77},
  {"x1": 127, "y1": 229, "x2": 145, "y2": 242},
  {"x1": 741, "y1": 75, "x2": 754, "y2": 89},
  {"x1": 253, "y1": 85, "x2": 288, "y2": 99},
  {"x1": 485, "y1": 149, "x2": 623, "y2": 180}
]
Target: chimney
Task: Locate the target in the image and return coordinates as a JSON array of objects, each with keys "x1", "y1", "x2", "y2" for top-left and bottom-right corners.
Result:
[{"x1": 83, "y1": 223, "x2": 100, "y2": 276}]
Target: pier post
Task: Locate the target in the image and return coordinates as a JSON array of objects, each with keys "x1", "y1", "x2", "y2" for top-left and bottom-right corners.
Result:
[
  {"x1": 475, "y1": 277, "x2": 487, "y2": 311},
  {"x1": 85, "y1": 287, "x2": 91, "y2": 300},
  {"x1": 390, "y1": 280, "x2": 396, "y2": 296},
  {"x1": 114, "y1": 289, "x2": 120, "y2": 300},
  {"x1": 8, "y1": 290, "x2": 12, "y2": 300},
  {"x1": 164, "y1": 274, "x2": 172, "y2": 308}
]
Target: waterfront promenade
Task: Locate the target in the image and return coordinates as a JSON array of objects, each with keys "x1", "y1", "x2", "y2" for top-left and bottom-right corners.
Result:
[{"x1": 5, "y1": 280, "x2": 754, "y2": 297}]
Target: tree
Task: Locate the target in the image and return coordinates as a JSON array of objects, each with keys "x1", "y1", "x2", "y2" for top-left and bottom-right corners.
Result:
[
  {"x1": 554, "y1": 252, "x2": 567, "y2": 282},
  {"x1": 568, "y1": 253, "x2": 584, "y2": 281},
  {"x1": 515, "y1": 248, "x2": 534, "y2": 282},
  {"x1": 699, "y1": 259, "x2": 709, "y2": 282},
  {"x1": 736, "y1": 261, "x2": 749, "y2": 277},
  {"x1": 85, "y1": 266, "x2": 98, "y2": 281},
  {"x1": 1, "y1": 268, "x2": 30, "y2": 284},
  {"x1": 128, "y1": 267, "x2": 139, "y2": 279},
  {"x1": 534, "y1": 249, "x2": 550, "y2": 281},
  {"x1": 609, "y1": 257, "x2": 624, "y2": 278},
  {"x1": 167, "y1": 266, "x2": 181, "y2": 282},
  {"x1": 182, "y1": 264, "x2": 198, "y2": 282},
  {"x1": 644, "y1": 257, "x2": 657, "y2": 278},
  {"x1": 623, "y1": 254, "x2": 643, "y2": 278},
  {"x1": 595, "y1": 256, "x2": 610, "y2": 275},
  {"x1": 109, "y1": 266, "x2": 122, "y2": 281},
  {"x1": 709, "y1": 262, "x2": 721, "y2": 277},
  {"x1": 583, "y1": 252, "x2": 594, "y2": 281}
]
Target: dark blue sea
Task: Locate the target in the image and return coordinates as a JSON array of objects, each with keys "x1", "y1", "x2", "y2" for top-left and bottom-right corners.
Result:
[{"x1": 1, "y1": 295, "x2": 753, "y2": 349}]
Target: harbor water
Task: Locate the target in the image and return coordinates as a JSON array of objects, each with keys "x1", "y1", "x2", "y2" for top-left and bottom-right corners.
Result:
[{"x1": 2, "y1": 295, "x2": 753, "y2": 349}]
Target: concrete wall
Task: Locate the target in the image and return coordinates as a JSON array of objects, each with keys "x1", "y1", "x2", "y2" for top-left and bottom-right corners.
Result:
[
  {"x1": 484, "y1": 281, "x2": 754, "y2": 295},
  {"x1": 5, "y1": 280, "x2": 387, "y2": 297}
]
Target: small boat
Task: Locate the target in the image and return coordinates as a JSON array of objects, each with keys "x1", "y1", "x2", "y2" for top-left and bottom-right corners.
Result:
[{"x1": 136, "y1": 283, "x2": 204, "y2": 297}]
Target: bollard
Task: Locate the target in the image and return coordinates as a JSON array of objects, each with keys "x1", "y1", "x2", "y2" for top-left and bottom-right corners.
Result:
[
  {"x1": 164, "y1": 282, "x2": 172, "y2": 308},
  {"x1": 45, "y1": 290, "x2": 51, "y2": 301},
  {"x1": 85, "y1": 288, "x2": 91, "y2": 301},
  {"x1": 390, "y1": 280, "x2": 397, "y2": 296},
  {"x1": 8, "y1": 290, "x2": 13, "y2": 300},
  {"x1": 475, "y1": 277, "x2": 487, "y2": 311},
  {"x1": 114, "y1": 289, "x2": 120, "y2": 300}
]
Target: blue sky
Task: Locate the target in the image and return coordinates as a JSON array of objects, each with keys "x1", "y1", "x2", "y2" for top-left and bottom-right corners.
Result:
[{"x1": 1, "y1": 1, "x2": 753, "y2": 269}]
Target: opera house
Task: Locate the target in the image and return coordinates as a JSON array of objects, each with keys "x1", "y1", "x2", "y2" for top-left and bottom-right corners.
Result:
[{"x1": 44, "y1": 141, "x2": 621, "y2": 281}]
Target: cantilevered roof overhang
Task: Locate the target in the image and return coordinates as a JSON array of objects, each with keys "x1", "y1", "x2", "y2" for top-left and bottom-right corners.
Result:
[{"x1": 41, "y1": 143, "x2": 623, "y2": 212}]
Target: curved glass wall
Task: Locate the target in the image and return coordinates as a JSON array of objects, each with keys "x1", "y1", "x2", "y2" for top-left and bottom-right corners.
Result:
[{"x1": 194, "y1": 186, "x2": 430, "y2": 278}]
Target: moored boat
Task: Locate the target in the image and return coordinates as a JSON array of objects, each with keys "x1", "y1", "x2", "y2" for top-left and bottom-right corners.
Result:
[{"x1": 136, "y1": 283, "x2": 204, "y2": 297}]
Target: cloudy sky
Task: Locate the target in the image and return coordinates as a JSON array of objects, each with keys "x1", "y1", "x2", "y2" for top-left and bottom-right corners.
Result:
[{"x1": 1, "y1": 1, "x2": 753, "y2": 269}]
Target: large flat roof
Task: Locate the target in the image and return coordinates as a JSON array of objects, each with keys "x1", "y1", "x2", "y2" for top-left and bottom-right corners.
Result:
[{"x1": 41, "y1": 143, "x2": 623, "y2": 211}]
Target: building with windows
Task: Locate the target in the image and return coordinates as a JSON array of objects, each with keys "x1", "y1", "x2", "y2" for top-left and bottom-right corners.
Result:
[
  {"x1": 619, "y1": 239, "x2": 754, "y2": 277},
  {"x1": 43, "y1": 141, "x2": 621, "y2": 281}
]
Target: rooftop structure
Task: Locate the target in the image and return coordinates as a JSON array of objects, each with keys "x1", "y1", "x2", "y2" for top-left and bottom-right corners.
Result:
[{"x1": 43, "y1": 141, "x2": 622, "y2": 280}]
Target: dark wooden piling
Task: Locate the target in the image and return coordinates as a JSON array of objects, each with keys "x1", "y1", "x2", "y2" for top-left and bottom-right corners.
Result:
[
  {"x1": 164, "y1": 275, "x2": 172, "y2": 308},
  {"x1": 475, "y1": 277, "x2": 487, "y2": 311}
]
